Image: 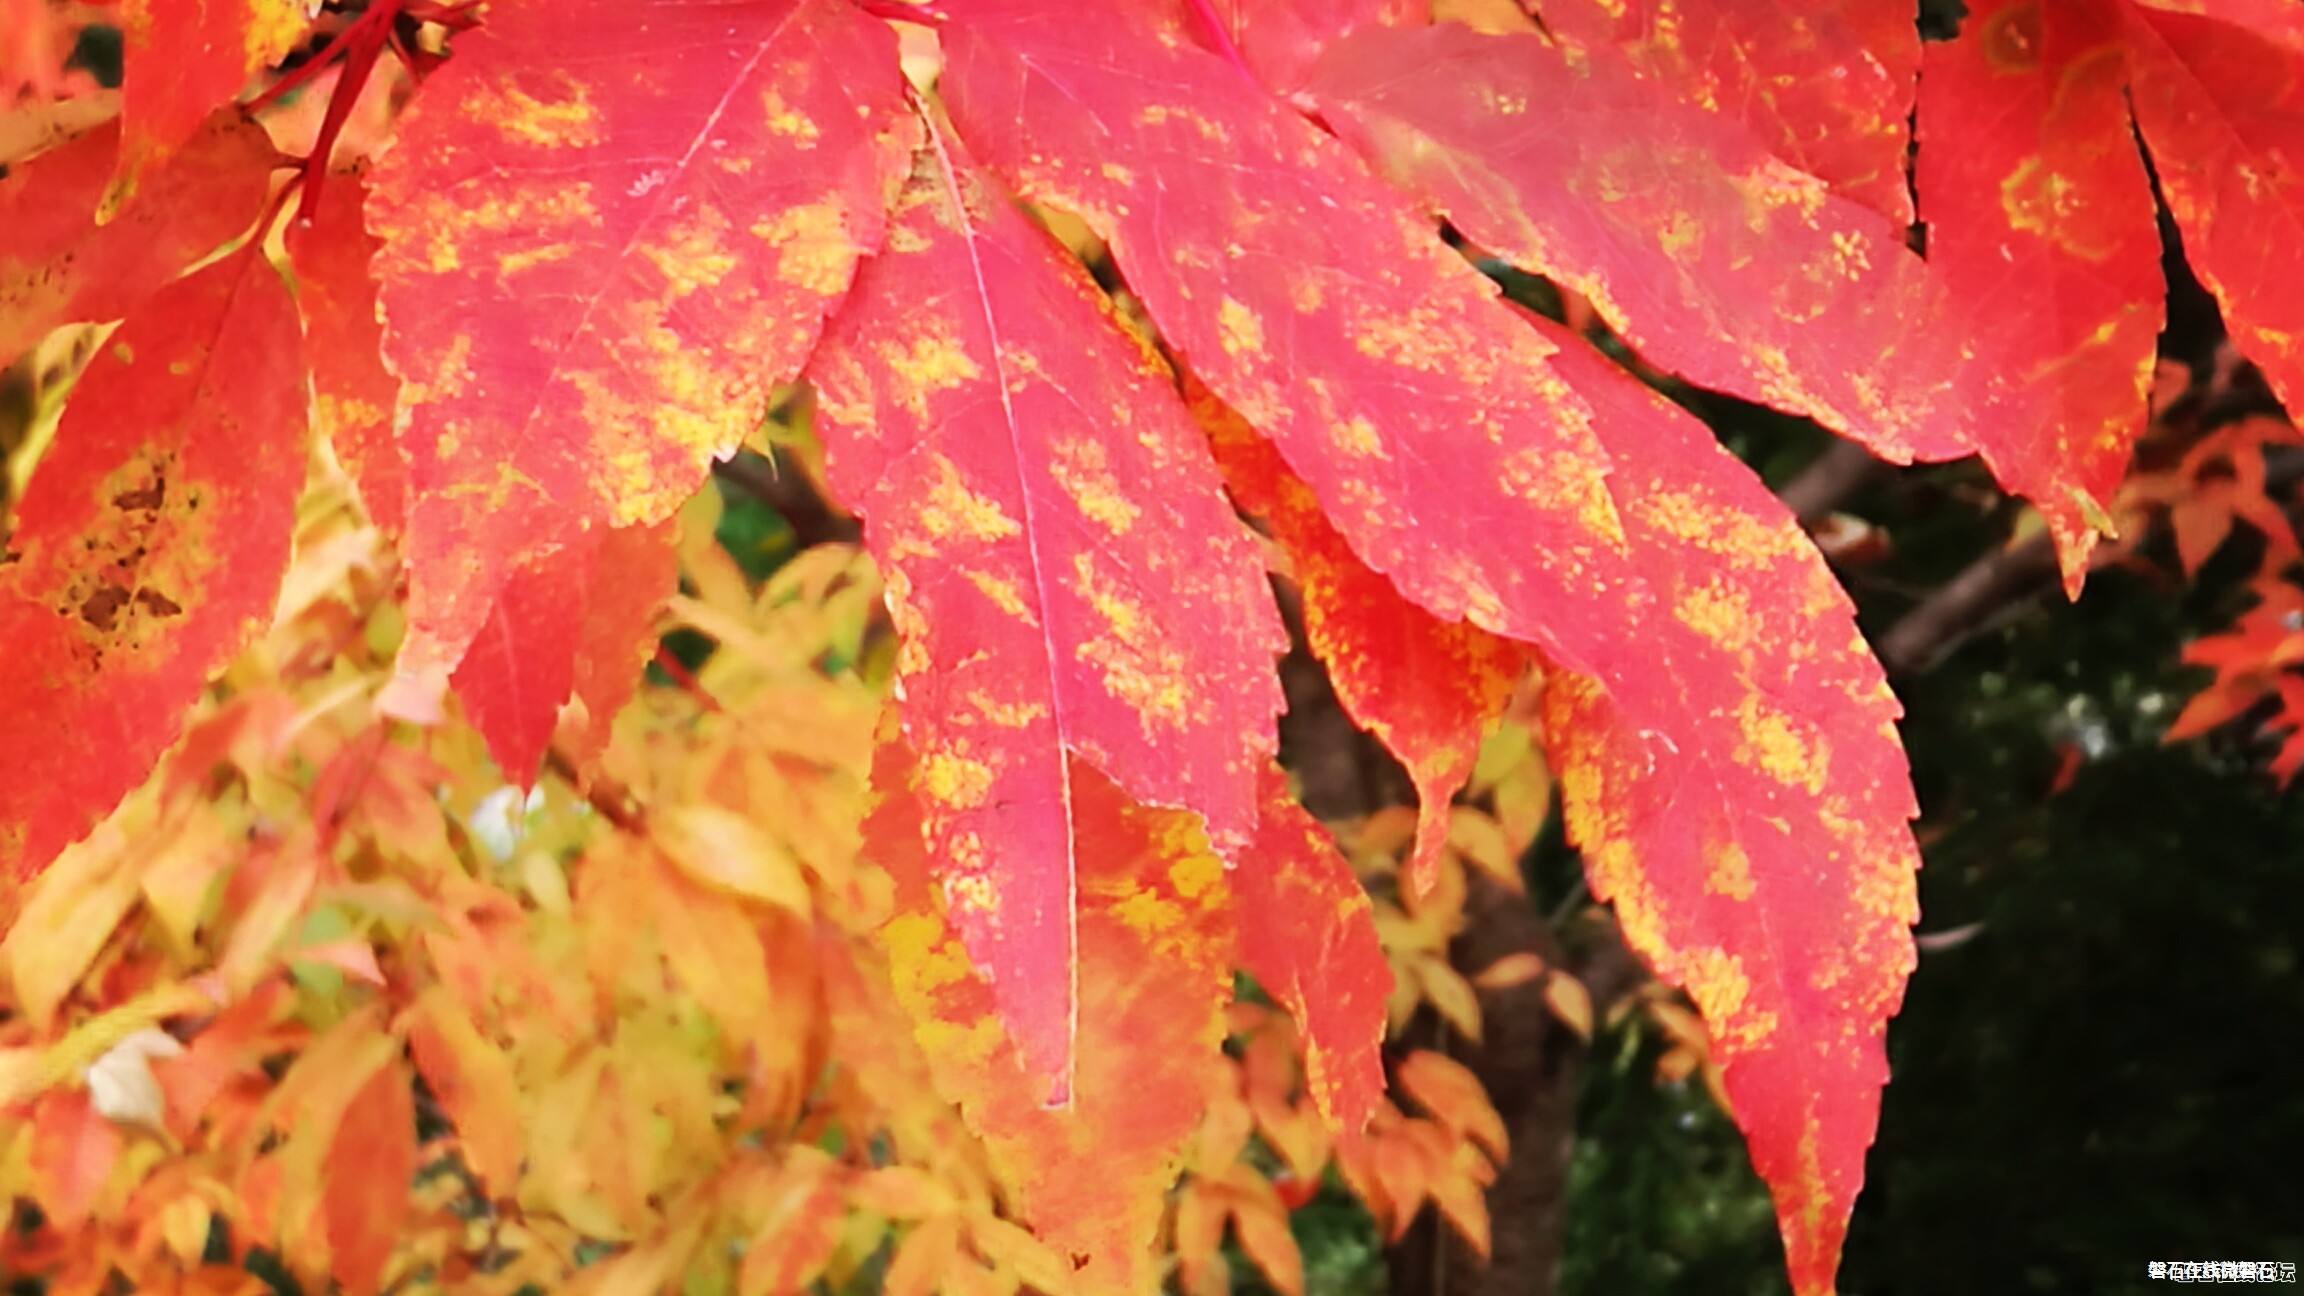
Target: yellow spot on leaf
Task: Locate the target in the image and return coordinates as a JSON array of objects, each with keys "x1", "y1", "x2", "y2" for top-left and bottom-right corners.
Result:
[
  {"x1": 466, "y1": 71, "x2": 605, "y2": 150},
  {"x1": 1135, "y1": 104, "x2": 1232, "y2": 145},
  {"x1": 1070, "y1": 554, "x2": 1191, "y2": 729},
  {"x1": 920, "y1": 749, "x2": 996, "y2": 809},
  {"x1": 964, "y1": 569, "x2": 1037, "y2": 624},
  {"x1": 917, "y1": 457, "x2": 1021, "y2": 546},
  {"x1": 1288, "y1": 273, "x2": 1327, "y2": 314},
  {"x1": 1636, "y1": 490, "x2": 1804, "y2": 567},
  {"x1": 761, "y1": 87, "x2": 822, "y2": 146},
  {"x1": 496, "y1": 243, "x2": 575, "y2": 280},
  {"x1": 752, "y1": 198, "x2": 860, "y2": 296},
  {"x1": 1745, "y1": 158, "x2": 1829, "y2": 231},
  {"x1": 1049, "y1": 438, "x2": 1142, "y2": 535},
  {"x1": 416, "y1": 183, "x2": 600, "y2": 279},
  {"x1": 964, "y1": 690, "x2": 1048, "y2": 728},
  {"x1": 641, "y1": 208, "x2": 740, "y2": 300},
  {"x1": 880, "y1": 326, "x2": 982, "y2": 423},
  {"x1": 1683, "y1": 948, "x2": 1778, "y2": 1050},
  {"x1": 1706, "y1": 839, "x2": 1756, "y2": 901},
  {"x1": 1114, "y1": 888, "x2": 1186, "y2": 938},
  {"x1": 2000, "y1": 156, "x2": 2124, "y2": 262},
  {"x1": 1217, "y1": 297, "x2": 1266, "y2": 360},
  {"x1": 1673, "y1": 579, "x2": 1756, "y2": 655},
  {"x1": 313, "y1": 392, "x2": 384, "y2": 440},
  {"x1": 1335, "y1": 415, "x2": 1387, "y2": 459},
  {"x1": 1657, "y1": 210, "x2": 1702, "y2": 262},
  {"x1": 1168, "y1": 850, "x2": 1222, "y2": 902},
  {"x1": 1735, "y1": 695, "x2": 1828, "y2": 795},
  {"x1": 243, "y1": 0, "x2": 307, "y2": 70}
]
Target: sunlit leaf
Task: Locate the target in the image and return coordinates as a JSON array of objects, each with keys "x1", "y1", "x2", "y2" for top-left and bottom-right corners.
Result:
[
  {"x1": 1392, "y1": 1051, "x2": 1506, "y2": 1164},
  {"x1": 1196, "y1": 382, "x2": 1524, "y2": 897},
  {"x1": 869, "y1": 736, "x2": 1232, "y2": 1294},
  {"x1": 26, "y1": 1087, "x2": 124, "y2": 1233},
  {"x1": 400, "y1": 985, "x2": 524, "y2": 1197},
  {"x1": 1, "y1": 818, "x2": 141, "y2": 1028},
  {"x1": 809, "y1": 114, "x2": 1285, "y2": 1102},
  {"x1": 1531, "y1": 316, "x2": 1918, "y2": 1296},
  {"x1": 367, "y1": 0, "x2": 917, "y2": 675},
  {"x1": 1309, "y1": 21, "x2": 1976, "y2": 466},
  {"x1": 1531, "y1": 0, "x2": 1921, "y2": 224},
  {"x1": 1231, "y1": 766, "x2": 1390, "y2": 1140}
]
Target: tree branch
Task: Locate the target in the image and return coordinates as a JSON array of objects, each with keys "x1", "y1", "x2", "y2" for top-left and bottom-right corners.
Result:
[
  {"x1": 1778, "y1": 440, "x2": 1887, "y2": 527},
  {"x1": 1874, "y1": 530, "x2": 2059, "y2": 676},
  {"x1": 1875, "y1": 445, "x2": 2304, "y2": 677},
  {"x1": 711, "y1": 448, "x2": 859, "y2": 549}
]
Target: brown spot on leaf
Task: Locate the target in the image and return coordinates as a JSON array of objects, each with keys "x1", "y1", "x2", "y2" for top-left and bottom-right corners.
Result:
[
  {"x1": 112, "y1": 481, "x2": 165, "y2": 511},
  {"x1": 134, "y1": 589, "x2": 182, "y2": 619},
  {"x1": 79, "y1": 584, "x2": 128, "y2": 631}
]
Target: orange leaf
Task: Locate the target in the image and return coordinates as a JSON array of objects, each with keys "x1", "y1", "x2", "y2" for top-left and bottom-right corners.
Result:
[
  {"x1": 325, "y1": 1056, "x2": 417, "y2": 1296},
  {"x1": 1232, "y1": 766, "x2": 1391, "y2": 1140},
  {"x1": 399, "y1": 985, "x2": 524, "y2": 1197},
  {"x1": 1197, "y1": 383, "x2": 1524, "y2": 898},
  {"x1": 1470, "y1": 951, "x2": 1545, "y2": 991},
  {"x1": 737, "y1": 1150, "x2": 847, "y2": 1296},
  {"x1": 1170, "y1": 1180, "x2": 1228, "y2": 1296},
  {"x1": 111, "y1": 0, "x2": 307, "y2": 209},
  {"x1": 1542, "y1": 973, "x2": 1595, "y2": 1041},
  {"x1": 1425, "y1": 1137, "x2": 1493, "y2": 1258},
  {"x1": 27, "y1": 1086, "x2": 125, "y2": 1233},
  {"x1": 155, "y1": 981, "x2": 292, "y2": 1142},
  {"x1": 1392, "y1": 1051, "x2": 1506, "y2": 1164},
  {"x1": 849, "y1": 1165, "x2": 958, "y2": 1222},
  {"x1": 263, "y1": 1010, "x2": 398, "y2": 1273},
  {"x1": 1367, "y1": 1122, "x2": 1433, "y2": 1238},
  {"x1": 0, "y1": 243, "x2": 309, "y2": 880},
  {"x1": 645, "y1": 840, "x2": 775, "y2": 1040},
  {"x1": 1226, "y1": 1176, "x2": 1306, "y2": 1296},
  {"x1": 1, "y1": 820, "x2": 142, "y2": 1029},
  {"x1": 883, "y1": 1215, "x2": 964, "y2": 1296},
  {"x1": 0, "y1": 112, "x2": 275, "y2": 366},
  {"x1": 217, "y1": 847, "x2": 319, "y2": 997},
  {"x1": 285, "y1": 171, "x2": 406, "y2": 540},
  {"x1": 869, "y1": 737, "x2": 1233, "y2": 1294}
]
